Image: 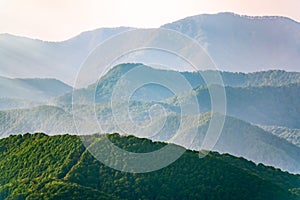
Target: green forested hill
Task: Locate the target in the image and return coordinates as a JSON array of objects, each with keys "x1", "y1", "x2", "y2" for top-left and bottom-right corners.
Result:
[
  {"x1": 1, "y1": 133, "x2": 300, "y2": 200},
  {"x1": 1, "y1": 104, "x2": 300, "y2": 174},
  {"x1": 52, "y1": 64, "x2": 300, "y2": 105}
]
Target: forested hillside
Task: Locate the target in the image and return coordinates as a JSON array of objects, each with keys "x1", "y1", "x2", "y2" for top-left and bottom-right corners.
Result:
[
  {"x1": 0, "y1": 133, "x2": 300, "y2": 200},
  {"x1": 53, "y1": 64, "x2": 300, "y2": 105}
]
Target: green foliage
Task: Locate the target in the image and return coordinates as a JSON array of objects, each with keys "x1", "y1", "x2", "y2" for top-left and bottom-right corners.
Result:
[
  {"x1": 1, "y1": 90, "x2": 300, "y2": 174},
  {"x1": 1, "y1": 133, "x2": 300, "y2": 200}
]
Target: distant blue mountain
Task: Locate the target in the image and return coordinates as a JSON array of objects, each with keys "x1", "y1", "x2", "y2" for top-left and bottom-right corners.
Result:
[
  {"x1": 163, "y1": 12, "x2": 300, "y2": 72},
  {"x1": 1, "y1": 13, "x2": 300, "y2": 85},
  {"x1": 0, "y1": 27, "x2": 132, "y2": 84},
  {"x1": 0, "y1": 76, "x2": 72, "y2": 101}
]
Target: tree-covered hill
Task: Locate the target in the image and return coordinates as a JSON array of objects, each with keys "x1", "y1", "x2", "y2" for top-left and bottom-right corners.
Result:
[
  {"x1": 148, "y1": 114, "x2": 300, "y2": 174},
  {"x1": 168, "y1": 83, "x2": 300, "y2": 128},
  {"x1": 1, "y1": 104, "x2": 300, "y2": 174},
  {"x1": 52, "y1": 64, "x2": 300, "y2": 105},
  {"x1": 0, "y1": 133, "x2": 300, "y2": 200}
]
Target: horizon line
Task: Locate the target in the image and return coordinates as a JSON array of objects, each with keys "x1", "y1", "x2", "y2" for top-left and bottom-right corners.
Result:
[{"x1": 1, "y1": 12, "x2": 299, "y2": 42}]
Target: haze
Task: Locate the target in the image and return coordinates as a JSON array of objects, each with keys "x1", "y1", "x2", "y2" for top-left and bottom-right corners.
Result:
[{"x1": 0, "y1": 0, "x2": 299, "y2": 41}]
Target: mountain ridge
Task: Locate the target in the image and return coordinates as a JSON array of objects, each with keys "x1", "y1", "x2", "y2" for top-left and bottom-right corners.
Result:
[
  {"x1": 1, "y1": 12, "x2": 300, "y2": 84},
  {"x1": 1, "y1": 133, "x2": 300, "y2": 199},
  {"x1": 52, "y1": 64, "x2": 300, "y2": 105},
  {"x1": 163, "y1": 12, "x2": 300, "y2": 27},
  {"x1": 162, "y1": 12, "x2": 300, "y2": 72},
  {"x1": 1, "y1": 103, "x2": 300, "y2": 173}
]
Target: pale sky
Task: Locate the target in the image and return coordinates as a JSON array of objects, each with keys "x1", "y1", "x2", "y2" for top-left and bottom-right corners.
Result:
[{"x1": 0, "y1": 0, "x2": 299, "y2": 41}]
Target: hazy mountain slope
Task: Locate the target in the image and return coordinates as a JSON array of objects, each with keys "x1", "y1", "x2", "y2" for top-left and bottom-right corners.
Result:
[
  {"x1": 168, "y1": 83, "x2": 300, "y2": 128},
  {"x1": 199, "y1": 115, "x2": 300, "y2": 174},
  {"x1": 146, "y1": 113, "x2": 300, "y2": 174},
  {"x1": 225, "y1": 84, "x2": 300, "y2": 128},
  {"x1": 0, "y1": 102, "x2": 177, "y2": 138},
  {"x1": 163, "y1": 12, "x2": 300, "y2": 72},
  {"x1": 1, "y1": 13, "x2": 300, "y2": 84},
  {"x1": 0, "y1": 76, "x2": 72, "y2": 101},
  {"x1": 53, "y1": 64, "x2": 178, "y2": 105},
  {"x1": 0, "y1": 98, "x2": 44, "y2": 110},
  {"x1": 0, "y1": 105, "x2": 77, "y2": 138},
  {"x1": 53, "y1": 64, "x2": 300, "y2": 105},
  {"x1": 0, "y1": 27, "x2": 132, "y2": 84},
  {"x1": 262, "y1": 126, "x2": 300, "y2": 148},
  {"x1": 1, "y1": 103, "x2": 300, "y2": 174},
  {"x1": 219, "y1": 70, "x2": 300, "y2": 87},
  {"x1": 0, "y1": 133, "x2": 299, "y2": 199}
]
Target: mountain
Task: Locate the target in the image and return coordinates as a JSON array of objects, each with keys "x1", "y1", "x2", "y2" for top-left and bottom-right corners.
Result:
[
  {"x1": 53, "y1": 63, "x2": 300, "y2": 105},
  {"x1": 0, "y1": 76, "x2": 72, "y2": 101},
  {"x1": 53, "y1": 63, "x2": 180, "y2": 105},
  {"x1": 195, "y1": 115, "x2": 300, "y2": 174},
  {"x1": 168, "y1": 83, "x2": 300, "y2": 128},
  {"x1": 143, "y1": 113, "x2": 300, "y2": 174},
  {"x1": 163, "y1": 12, "x2": 300, "y2": 72},
  {"x1": 1, "y1": 13, "x2": 300, "y2": 84},
  {"x1": 1, "y1": 103, "x2": 300, "y2": 173},
  {"x1": 262, "y1": 126, "x2": 300, "y2": 148},
  {"x1": 0, "y1": 102, "x2": 177, "y2": 138},
  {"x1": 1, "y1": 64, "x2": 300, "y2": 173},
  {"x1": 0, "y1": 105, "x2": 76, "y2": 138},
  {"x1": 217, "y1": 70, "x2": 300, "y2": 87},
  {"x1": 0, "y1": 98, "x2": 43, "y2": 110},
  {"x1": 65, "y1": 64, "x2": 300, "y2": 129},
  {"x1": 0, "y1": 27, "x2": 132, "y2": 84},
  {"x1": 221, "y1": 84, "x2": 300, "y2": 128},
  {"x1": 1, "y1": 133, "x2": 300, "y2": 199}
]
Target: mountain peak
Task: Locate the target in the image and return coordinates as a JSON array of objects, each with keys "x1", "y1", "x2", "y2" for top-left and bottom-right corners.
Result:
[{"x1": 171, "y1": 12, "x2": 300, "y2": 24}]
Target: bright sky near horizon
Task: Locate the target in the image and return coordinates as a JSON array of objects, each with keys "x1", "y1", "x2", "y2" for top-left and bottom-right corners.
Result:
[{"x1": 0, "y1": 0, "x2": 299, "y2": 41}]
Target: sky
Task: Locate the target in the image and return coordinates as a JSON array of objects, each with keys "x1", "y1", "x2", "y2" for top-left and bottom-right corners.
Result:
[{"x1": 0, "y1": 0, "x2": 299, "y2": 41}]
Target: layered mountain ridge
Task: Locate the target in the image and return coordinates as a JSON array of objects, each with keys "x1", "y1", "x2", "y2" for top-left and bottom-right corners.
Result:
[{"x1": 1, "y1": 12, "x2": 300, "y2": 84}]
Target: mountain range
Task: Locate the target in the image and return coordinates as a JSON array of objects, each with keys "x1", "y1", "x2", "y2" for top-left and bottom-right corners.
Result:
[
  {"x1": 170, "y1": 83, "x2": 300, "y2": 128},
  {"x1": 0, "y1": 63, "x2": 300, "y2": 173},
  {"x1": 1, "y1": 12, "x2": 300, "y2": 195},
  {"x1": 52, "y1": 64, "x2": 300, "y2": 128},
  {"x1": 163, "y1": 12, "x2": 300, "y2": 72},
  {"x1": 262, "y1": 126, "x2": 300, "y2": 148},
  {"x1": 1, "y1": 104, "x2": 300, "y2": 173},
  {"x1": 0, "y1": 76, "x2": 72, "y2": 110},
  {"x1": 0, "y1": 76, "x2": 72, "y2": 100},
  {"x1": 1, "y1": 12, "x2": 300, "y2": 85}
]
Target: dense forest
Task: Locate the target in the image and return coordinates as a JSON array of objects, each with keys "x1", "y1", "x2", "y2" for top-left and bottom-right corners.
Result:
[{"x1": 1, "y1": 133, "x2": 300, "y2": 200}]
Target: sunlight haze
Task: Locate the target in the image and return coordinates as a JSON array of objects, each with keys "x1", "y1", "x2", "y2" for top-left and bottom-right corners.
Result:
[{"x1": 0, "y1": 0, "x2": 299, "y2": 41}]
